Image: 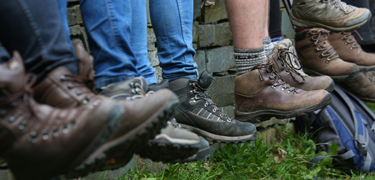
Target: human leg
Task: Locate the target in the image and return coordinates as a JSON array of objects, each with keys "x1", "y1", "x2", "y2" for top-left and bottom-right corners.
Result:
[
  {"x1": 149, "y1": 0, "x2": 198, "y2": 81},
  {"x1": 263, "y1": 0, "x2": 275, "y2": 56},
  {"x1": 0, "y1": 0, "x2": 78, "y2": 83},
  {"x1": 79, "y1": 0, "x2": 156, "y2": 89},
  {"x1": 149, "y1": 0, "x2": 256, "y2": 143},
  {"x1": 269, "y1": 0, "x2": 282, "y2": 43},
  {"x1": 226, "y1": 0, "x2": 331, "y2": 122}
]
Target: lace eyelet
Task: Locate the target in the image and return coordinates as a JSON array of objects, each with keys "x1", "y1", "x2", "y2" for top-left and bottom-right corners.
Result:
[
  {"x1": 67, "y1": 83, "x2": 74, "y2": 89},
  {"x1": 8, "y1": 116, "x2": 15, "y2": 122},
  {"x1": 60, "y1": 75, "x2": 66, "y2": 81},
  {"x1": 213, "y1": 108, "x2": 217, "y2": 112},
  {"x1": 76, "y1": 90, "x2": 82, "y2": 96}
]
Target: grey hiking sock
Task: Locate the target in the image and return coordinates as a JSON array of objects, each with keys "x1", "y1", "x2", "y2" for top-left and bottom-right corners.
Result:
[
  {"x1": 263, "y1": 37, "x2": 274, "y2": 56},
  {"x1": 234, "y1": 47, "x2": 267, "y2": 75}
]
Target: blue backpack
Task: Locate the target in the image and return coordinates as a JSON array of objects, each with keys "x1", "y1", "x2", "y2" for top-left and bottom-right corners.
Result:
[{"x1": 297, "y1": 84, "x2": 375, "y2": 172}]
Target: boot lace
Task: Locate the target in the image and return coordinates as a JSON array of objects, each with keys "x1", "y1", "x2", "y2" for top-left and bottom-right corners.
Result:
[
  {"x1": 0, "y1": 74, "x2": 86, "y2": 142},
  {"x1": 189, "y1": 81, "x2": 233, "y2": 122},
  {"x1": 340, "y1": 31, "x2": 363, "y2": 53},
  {"x1": 320, "y1": 0, "x2": 354, "y2": 13},
  {"x1": 309, "y1": 29, "x2": 339, "y2": 63},
  {"x1": 168, "y1": 118, "x2": 182, "y2": 128},
  {"x1": 62, "y1": 74, "x2": 97, "y2": 104},
  {"x1": 277, "y1": 48, "x2": 306, "y2": 84},
  {"x1": 255, "y1": 63, "x2": 299, "y2": 94}
]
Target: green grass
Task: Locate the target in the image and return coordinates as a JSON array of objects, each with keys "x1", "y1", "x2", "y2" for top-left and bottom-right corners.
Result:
[
  {"x1": 112, "y1": 102, "x2": 375, "y2": 180},
  {"x1": 115, "y1": 124, "x2": 375, "y2": 180}
]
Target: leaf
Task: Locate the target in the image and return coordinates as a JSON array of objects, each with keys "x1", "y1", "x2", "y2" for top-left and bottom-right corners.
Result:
[{"x1": 328, "y1": 142, "x2": 338, "y2": 156}]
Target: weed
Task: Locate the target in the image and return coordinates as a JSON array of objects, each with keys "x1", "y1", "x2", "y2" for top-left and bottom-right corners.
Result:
[{"x1": 118, "y1": 124, "x2": 374, "y2": 180}]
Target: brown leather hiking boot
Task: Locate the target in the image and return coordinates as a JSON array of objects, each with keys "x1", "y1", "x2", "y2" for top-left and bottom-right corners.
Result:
[
  {"x1": 328, "y1": 31, "x2": 375, "y2": 70},
  {"x1": 234, "y1": 61, "x2": 332, "y2": 121},
  {"x1": 270, "y1": 39, "x2": 334, "y2": 92},
  {"x1": 0, "y1": 52, "x2": 124, "y2": 180},
  {"x1": 32, "y1": 45, "x2": 179, "y2": 177},
  {"x1": 295, "y1": 28, "x2": 360, "y2": 80},
  {"x1": 338, "y1": 70, "x2": 375, "y2": 102}
]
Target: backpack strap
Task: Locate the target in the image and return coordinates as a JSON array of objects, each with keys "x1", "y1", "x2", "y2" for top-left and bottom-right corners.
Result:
[
  {"x1": 307, "y1": 150, "x2": 355, "y2": 169},
  {"x1": 335, "y1": 87, "x2": 369, "y2": 156},
  {"x1": 343, "y1": 88, "x2": 375, "y2": 121}
]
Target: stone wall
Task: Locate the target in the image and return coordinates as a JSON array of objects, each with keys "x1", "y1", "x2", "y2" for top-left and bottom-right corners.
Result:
[{"x1": 0, "y1": 0, "x2": 296, "y2": 179}]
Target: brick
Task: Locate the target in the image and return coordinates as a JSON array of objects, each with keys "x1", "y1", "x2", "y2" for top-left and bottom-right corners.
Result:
[
  {"x1": 193, "y1": 22, "x2": 199, "y2": 43},
  {"x1": 67, "y1": 5, "x2": 82, "y2": 26},
  {"x1": 194, "y1": 0, "x2": 204, "y2": 19},
  {"x1": 204, "y1": 0, "x2": 227, "y2": 23},
  {"x1": 219, "y1": 106, "x2": 235, "y2": 119},
  {"x1": 206, "y1": 46, "x2": 234, "y2": 73},
  {"x1": 147, "y1": 28, "x2": 157, "y2": 51},
  {"x1": 206, "y1": 75, "x2": 235, "y2": 107},
  {"x1": 198, "y1": 22, "x2": 231, "y2": 48},
  {"x1": 69, "y1": 25, "x2": 81, "y2": 36},
  {"x1": 194, "y1": 50, "x2": 206, "y2": 75},
  {"x1": 154, "y1": 66, "x2": 163, "y2": 83},
  {"x1": 148, "y1": 50, "x2": 159, "y2": 66},
  {"x1": 71, "y1": 38, "x2": 84, "y2": 49}
]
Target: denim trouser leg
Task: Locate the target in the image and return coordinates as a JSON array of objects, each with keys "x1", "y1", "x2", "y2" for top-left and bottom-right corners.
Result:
[
  {"x1": 0, "y1": 0, "x2": 78, "y2": 82},
  {"x1": 131, "y1": 1, "x2": 157, "y2": 85},
  {"x1": 0, "y1": 45, "x2": 10, "y2": 63},
  {"x1": 80, "y1": 0, "x2": 157, "y2": 89},
  {"x1": 149, "y1": 0, "x2": 198, "y2": 81},
  {"x1": 56, "y1": 0, "x2": 75, "y2": 53}
]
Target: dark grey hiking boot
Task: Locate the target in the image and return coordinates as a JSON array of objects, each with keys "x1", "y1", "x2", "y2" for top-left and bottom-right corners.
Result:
[
  {"x1": 169, "y1": 71, "x2": 257, "y2": 143},
  {"x1": 99, "y1": 78, "x2": 207, "y2": 165}
]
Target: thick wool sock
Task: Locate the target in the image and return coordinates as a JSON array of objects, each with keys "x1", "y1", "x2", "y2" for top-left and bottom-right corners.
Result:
[
  {"x1": 263, "y1": 37, "x2": 274, "y2": 57},
  {"x1": 234, "y1": 47, "x2": 267, "y2": 75}
]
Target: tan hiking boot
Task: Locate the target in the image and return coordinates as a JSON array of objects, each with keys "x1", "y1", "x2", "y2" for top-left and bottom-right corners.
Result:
[
  {"x1": 270, "y1": 39, "x2": 334, "y2": 92},
  {"x1": 295, "y1": 28, "x2": 360, "y2": 80},
  {"x1": 338, "y1": 70, "x2": 375, "y2": 102},
  {"x1": 234, "y1": 61, "x2": 332, "y2": 121},
  {"x1": 328, "y1": 31, "x2": 375, "y2": 70},
  {"x1": 0, "y1": 52, "x2": 125, "y2": 180},
  {"x1": 32, "y1": 45, "x2": 179, "y2": 177},
  {"x1": 290, "y1": 0, "x2": 371, "y2": 32}
]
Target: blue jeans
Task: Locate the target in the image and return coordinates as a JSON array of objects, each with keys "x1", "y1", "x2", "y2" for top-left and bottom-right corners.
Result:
[
  {"x1": 0, "y1": 0, "x2": 78, "y2": 82},
  {"x1": 57, "y1": 0, "x2": 198, "y2": 89}
]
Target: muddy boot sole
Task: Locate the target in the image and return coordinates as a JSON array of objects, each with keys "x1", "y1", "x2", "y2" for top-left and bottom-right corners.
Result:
[
  {"x1": 303, "y1": 68, "x2": 360, "y2": 81},
  {"x1": 290, "y1": 13, "x2": 371, "y2": 32},
  {"x1": 251, "y1": 117, "x2": 291, "y2": 128},
  {"x1": 179, "y1": 124, "x2": 257, "y2": 144},
  {"x1": 137, "y1": 135, "x2": 200, "y2": 163},
  {"x1": 235, "y1": 94, "x2": 332, "y2": 121},
  {"x1": 175, "y1": 146, "x2": 210, "y2": 164},
  {"x1": 325, "y1": 80, "x2": 335, "y2": 93},
  {"x1": 64, "y1": 95, "x2": 180, "y2": 178}
]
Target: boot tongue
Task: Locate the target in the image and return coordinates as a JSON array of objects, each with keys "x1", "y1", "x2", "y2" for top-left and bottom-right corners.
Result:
[
  {"x1": 75, "y1": 44, "x2": 94, "y2": 79},
  {"x1": 0, "y1": 52, "x2": 25, "y2": 96},
  {"x1": 198, "y1": 71, "x2": 213, "y2": 89}
]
